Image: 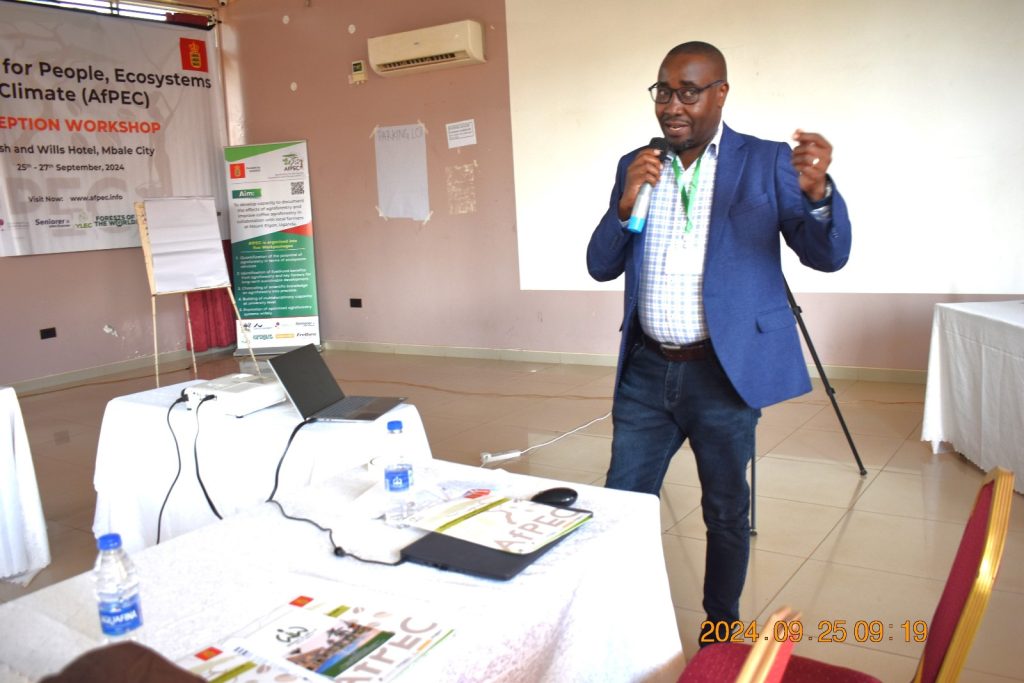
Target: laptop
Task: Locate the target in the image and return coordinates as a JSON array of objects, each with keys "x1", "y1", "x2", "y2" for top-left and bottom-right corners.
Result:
[
  {"x1": 400, "y1": 510, "x2": 591, "y2": 581},
  {"x1": 267, "y1": 344, "x2": 405, "y2": 422}
]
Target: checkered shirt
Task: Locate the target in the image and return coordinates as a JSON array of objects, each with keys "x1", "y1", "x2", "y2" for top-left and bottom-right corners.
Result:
[{"x1": 637, "y1": 125, "x2": 722, "y2": 345}]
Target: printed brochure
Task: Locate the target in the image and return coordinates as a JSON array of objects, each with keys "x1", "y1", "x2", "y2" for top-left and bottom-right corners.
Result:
[{"x1": 177, "y1": 594, "x2": 451, "y2": 682}]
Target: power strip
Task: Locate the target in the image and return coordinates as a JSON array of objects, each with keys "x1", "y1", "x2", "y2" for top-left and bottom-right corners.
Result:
[{"x1": 480, "y1": 449, "x2": 522, "y2": 465}]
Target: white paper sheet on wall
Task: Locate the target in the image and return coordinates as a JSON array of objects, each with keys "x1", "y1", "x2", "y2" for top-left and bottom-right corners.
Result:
[
  {"x1": 446, "y1": 119, "x2": 477, "y2": 148},
  {"x1": 374, "y1": 123, "x2": 430, "y2": 221}
]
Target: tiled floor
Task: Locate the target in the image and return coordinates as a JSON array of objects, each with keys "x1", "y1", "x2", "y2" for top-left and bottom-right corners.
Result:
[{"x1": 3, "y1": 350, "x2": 1022, "y2": 681}]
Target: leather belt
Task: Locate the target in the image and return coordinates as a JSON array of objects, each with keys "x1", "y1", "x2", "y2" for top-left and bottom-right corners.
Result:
[{"x1": 641, "y1": 332, "x2": 712, "y2": 362}]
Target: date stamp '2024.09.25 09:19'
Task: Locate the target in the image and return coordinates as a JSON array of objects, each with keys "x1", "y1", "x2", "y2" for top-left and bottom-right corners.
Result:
[{"x1": 699, "y1": 619, "x2": 930, "y2": 645}]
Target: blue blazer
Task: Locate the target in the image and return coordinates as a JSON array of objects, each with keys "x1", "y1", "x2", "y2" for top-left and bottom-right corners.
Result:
[{"x1": 587, "y1": 124, "x2": 852, "y2": 409}]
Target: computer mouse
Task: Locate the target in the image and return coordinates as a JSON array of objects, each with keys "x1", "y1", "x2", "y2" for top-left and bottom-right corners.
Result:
[{"x1": 530, "y1": 486, "x2": 578, "y2": 507}]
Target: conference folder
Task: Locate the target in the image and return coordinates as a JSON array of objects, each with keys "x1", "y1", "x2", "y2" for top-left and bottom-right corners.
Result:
[{"x1": 400, "y1": 497, "x2": 592, "y2": 580}]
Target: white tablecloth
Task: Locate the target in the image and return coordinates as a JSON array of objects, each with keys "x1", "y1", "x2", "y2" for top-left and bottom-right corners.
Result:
[
  {"x1": 0, "y1": 387, "x2": 50, "y2": 583},
  {"x1": 922, "y1": 301, "x2": 1024, "y2": 492},
  {"x1": 2, "y1": 461, "x2": 684, "y2": 682},
  {"x1": 92, "y1": 381, "x2": 432, "y2": 553}
]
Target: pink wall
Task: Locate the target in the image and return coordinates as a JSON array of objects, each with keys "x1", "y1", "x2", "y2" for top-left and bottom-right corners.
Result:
[
  {"x1": 1, "y1": 248, "x2": 187, "y2": 384},
  {"x1": 217, "y1": 0, "x2": 622, "y2": 356},
  {"x1": 1, "y1": 0, "x2": 1019, "y2": 386}
]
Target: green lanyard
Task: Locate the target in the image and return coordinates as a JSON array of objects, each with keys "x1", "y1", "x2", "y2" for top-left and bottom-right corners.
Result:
[{"x1": 671, "y1": 155, "x2": 703, "y2": 234}]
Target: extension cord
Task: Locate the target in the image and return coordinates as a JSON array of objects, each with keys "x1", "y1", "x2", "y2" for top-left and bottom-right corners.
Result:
[{"x1": 480, "y1": 449, "x2": 522, "y2": 465}]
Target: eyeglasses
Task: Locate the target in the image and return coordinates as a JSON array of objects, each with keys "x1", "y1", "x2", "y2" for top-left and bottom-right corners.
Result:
[{"x1": 648, "y1": 79, "x2": 725, "y2": 104}]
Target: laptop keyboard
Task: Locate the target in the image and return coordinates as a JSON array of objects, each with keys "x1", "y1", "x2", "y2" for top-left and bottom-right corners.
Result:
[{"x1": 315, "y1": 395, "x2": 376, "y2": 419}]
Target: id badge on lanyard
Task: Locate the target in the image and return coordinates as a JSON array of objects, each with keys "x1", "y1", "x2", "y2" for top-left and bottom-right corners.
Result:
[
  {"x1": 663, "y1": 155, "x2": 704, "y2": 275},
  {"x1": 664, "y1": 239, "x2": 704, "y2": 275}
]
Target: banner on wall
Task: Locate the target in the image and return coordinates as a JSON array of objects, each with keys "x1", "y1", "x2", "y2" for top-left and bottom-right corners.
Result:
[
  {"x1": 225, "y1": 140, "x2": 320, "y2": 352},
  {"x1": 0, "y1": 2, "x2": 227, "y2": 257}
]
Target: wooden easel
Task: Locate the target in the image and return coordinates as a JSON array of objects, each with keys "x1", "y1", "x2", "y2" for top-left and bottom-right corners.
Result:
[{"x1": 135, "y1": 199, "x2": 260, "y2": 386}]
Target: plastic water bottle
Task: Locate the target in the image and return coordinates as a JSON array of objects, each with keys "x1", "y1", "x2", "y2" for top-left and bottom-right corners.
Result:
[
  {"x1": 93, "y1": 533, "x2": 143, "y2": 642},
  {"x1": 383, "y1": 420, "x2": 414, "y2": 526}
]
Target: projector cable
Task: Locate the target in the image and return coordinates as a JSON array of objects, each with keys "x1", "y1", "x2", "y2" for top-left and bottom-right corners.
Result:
[
  {"x1": 193, "y1": 395, "x2": 223, "y2": 520},
  {"x1": 156, "y1": 390, "x2": 190, "y2": 544},
  {"x1": 266, "y1": 499, "x2": 403, "y2": 567},
  {"x1": 265, "y1": 416, "x2": 316, "y2": 502},
  {"x1": 263, "y1": 418, "x2": 403, "y2": 566}
]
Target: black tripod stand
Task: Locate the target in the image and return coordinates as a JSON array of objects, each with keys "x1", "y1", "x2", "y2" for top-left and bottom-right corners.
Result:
[{"x1": 750, "y1": 278, "x2": 867, "y2": 535}]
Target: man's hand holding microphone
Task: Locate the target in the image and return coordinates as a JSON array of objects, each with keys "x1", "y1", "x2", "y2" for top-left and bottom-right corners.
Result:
[{"x1": 620, "y1": 137, "x2": 673, "y2": 232}]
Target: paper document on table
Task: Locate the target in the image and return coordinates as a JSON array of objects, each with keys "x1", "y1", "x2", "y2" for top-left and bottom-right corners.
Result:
[
  {"x1": 402, "y1": 489, "x2": 502, "y2": 528},
  {"x1": 179, "y1": 640, "x2": 315, "y2": 682},
  {"x1": 180, "y1": 594, "x2": 452, "y2": 682},
  {"x1": 406, "y1": 494, "x2": 592, "y2": 555}
]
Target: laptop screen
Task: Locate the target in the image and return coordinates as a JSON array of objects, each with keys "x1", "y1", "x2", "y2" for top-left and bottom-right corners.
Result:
[{"x1": 267, "y1": 344, "x2": 346, "y2": 417}]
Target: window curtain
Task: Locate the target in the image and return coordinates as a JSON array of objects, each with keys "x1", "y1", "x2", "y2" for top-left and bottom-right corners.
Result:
[{"x1": 186, "y1": 240, "x2": 236, "y2": 352}]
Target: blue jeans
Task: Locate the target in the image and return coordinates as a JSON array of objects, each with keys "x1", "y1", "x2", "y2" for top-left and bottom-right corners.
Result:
[{"x1": 605, "y1": 343, "x2": 759, "y2": 626}]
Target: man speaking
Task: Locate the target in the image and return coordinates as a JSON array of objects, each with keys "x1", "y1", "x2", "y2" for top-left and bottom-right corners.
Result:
[{"x1": 586, "y1": 41, "x2": 852, "y2": 641}]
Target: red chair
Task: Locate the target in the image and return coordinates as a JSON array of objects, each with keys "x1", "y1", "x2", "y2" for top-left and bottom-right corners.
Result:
[
  {"x1": 678, "y1": 466, "x2": 1014, "y2": 683},
  {"x1": 678, "y1": 607, "x2": 802, "y2": 683},
  {"x1": 907, "y1": 466, "x2": 1014, "y2": 682}
]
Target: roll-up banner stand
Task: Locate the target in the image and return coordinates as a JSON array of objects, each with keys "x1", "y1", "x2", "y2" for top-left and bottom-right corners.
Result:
[{"x1": 224, "y1": 141, "x2": 320, "y2": 354}]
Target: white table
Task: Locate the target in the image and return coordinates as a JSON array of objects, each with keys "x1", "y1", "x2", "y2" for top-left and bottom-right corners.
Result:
[
  {"x1": 922, "y1": 301, "x2": 1024, "y2": 492},
  {"x1": 1, "y1": 462, "x2": 684, "y2": 682},
  {"x1": 92, "y1": 381, "x2": 432, "y2": 553},
  {"x1": 0, "y1": 386, "x2": 51, "y2": 584}
]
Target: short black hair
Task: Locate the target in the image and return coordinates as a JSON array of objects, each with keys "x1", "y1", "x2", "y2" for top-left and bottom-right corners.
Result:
[{"x1": 665, "y1": 41, "x2": 728, "y2": 80}]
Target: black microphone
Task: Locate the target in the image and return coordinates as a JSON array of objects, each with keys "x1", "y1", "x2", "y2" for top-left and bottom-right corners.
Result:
[{"x1": 626, "y1": 137, "x2": 675, "y2": 234}]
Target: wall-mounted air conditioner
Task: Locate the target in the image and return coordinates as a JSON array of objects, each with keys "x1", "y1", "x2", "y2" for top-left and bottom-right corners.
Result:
[{"x1": 367, "y1": 20, "x2": 485, "y2": 77}]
